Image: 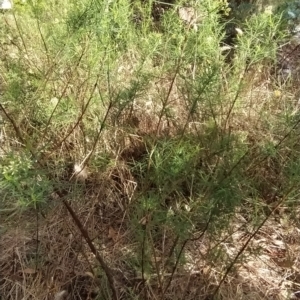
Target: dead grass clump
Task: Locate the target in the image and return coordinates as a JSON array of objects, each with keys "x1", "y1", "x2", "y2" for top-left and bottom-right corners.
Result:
[
  {"x1": 0, "y1": 198, "x2": 120, "y2": 299},
  {"x1": 0, "y1": 226, "x2": 51, "y2": 300}
]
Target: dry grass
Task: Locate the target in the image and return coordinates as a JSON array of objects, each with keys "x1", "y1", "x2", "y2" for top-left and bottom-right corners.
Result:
[
  {"x1": 1, "y1": 58, "x2": 300, "y2": 299},
  {"x1": 2, "y1": 188, "x2": 300, "y2": 299},
  {"x1": 1, "y1": 56, "x2": 300, "y2": 298},
  {"x1": 2, "y1": 2, "x2": 300, "y2": 299}
]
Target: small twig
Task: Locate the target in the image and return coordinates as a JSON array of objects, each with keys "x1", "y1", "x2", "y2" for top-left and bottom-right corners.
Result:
[
  {"x1": 141, "y1": 224, "x2": 146, "y2": 291},
  {"x1": 0, "y1": 103, "x2": 24, "y2": 144},
  {"x1": 46, "y1": 73, "x2": 100, "y2": 155},
  {"x1": 35, "y1": 206, "x2": 40, "y2": 272},
  {"x1": 12, "y1": 12, "x2": 29, "y2": 59},
  {"x1": 210, "y1": 188, "x2": 294, "y2": 298},
  {"x1": 163, "y1": 239, "x2": 188, "y2": 294},
  {"x1": 61, "y1": 198, "x2": 119, "y2": 300},
  {"x1": 166, "y1": 235, "x2": 179, "y2": 263},
  {"x1": 149, "y1": 230, "x2": 164, "y2": 299},
  {"x1": 164, "y1": 214, "x2": 211, "y2": 294}
]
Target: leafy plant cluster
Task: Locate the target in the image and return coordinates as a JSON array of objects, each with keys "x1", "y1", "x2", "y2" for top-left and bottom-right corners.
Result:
[{"x1": 1, "y1": 0, "x2": 300, "y2": 299}]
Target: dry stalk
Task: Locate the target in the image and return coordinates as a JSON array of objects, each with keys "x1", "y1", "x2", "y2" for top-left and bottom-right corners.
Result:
[
  {"x1": 61, "y1": 198, "x2": 119, "y2": 300},
  {"x1": 210, "y1": 186, "x2": 295, "y2": 299}
]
